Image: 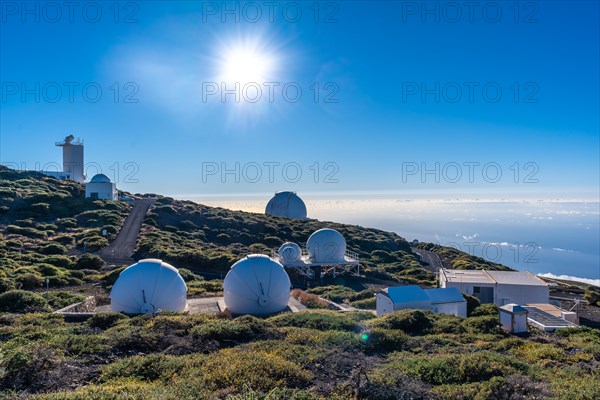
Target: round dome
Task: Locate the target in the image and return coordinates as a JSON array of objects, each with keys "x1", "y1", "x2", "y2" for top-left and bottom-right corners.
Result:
[
  {"x1": 265, "y1": 191, "x2": 307, "y2": 219},
  {"x1": 307, "y1": 228, "x2": 347, "y2": 263},
  {"x1": 278, "y1": 242, "x2": 302, "y2": 263},
  {"x1": 110, "y1": 259, "x2": 187, "y2": 314},
  {"x1": 90, "y1": 173, "x2": 111, "y2": 183},
  {"x1": 224, "y1": 254, "x2": 291, "y2": 315}
]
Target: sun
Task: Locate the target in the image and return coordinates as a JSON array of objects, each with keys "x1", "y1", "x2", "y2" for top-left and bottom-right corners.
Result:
[{"x1": 218, "y1": 43, "x2": 275, "y2": 86}]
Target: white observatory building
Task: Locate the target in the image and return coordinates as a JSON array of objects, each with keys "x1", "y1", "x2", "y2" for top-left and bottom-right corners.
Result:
[
  {"x1": 110, "y1": 259, "x2": 188, "y2": 314},
  {"x1": 86, "y1": 173, "x2": 118, "y2": 200},
  {"x1": 41, "y1": 135, "x2": 85, "y2": 183},
  {"x1": 223, "y1": 254, "x2": 291, "y2": 315},
  {"x1": 265, "y1": 191, "x2": 307, "y2": 219},
  {"x1": 307, "y1": 228, "x2": 347, "y2": 263},
  {"x1": 272, "y1": 228, "x2": 361, "y2": 279}
]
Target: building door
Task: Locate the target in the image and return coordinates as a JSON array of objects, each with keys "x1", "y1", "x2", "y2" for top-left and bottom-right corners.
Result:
[
  {"x1": 90, "y1": 192, "x2": 99, "y2": 200},
  {"x1": 473, "y1": 286, "x2": 494, "y2": 303}
]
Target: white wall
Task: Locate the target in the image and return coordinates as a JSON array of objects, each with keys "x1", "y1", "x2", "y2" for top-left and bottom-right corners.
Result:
[
  {"x1": 500, "y1": 311, "x2": 527, "y2": 333},
  {"x1": 496, "y1": 284, "x2": 549, "y2": 305},
  {"x1": 86, "y1": 182, "x2": 117, "y2": 200},
  {"x1": 444, "y1": 282, "x2": 549, "y2": 306},
  {"x1": 376, "y1": 294, "x2": 394, "y2": 316},
  {"x1": 500, "y1": 311, "x2": 512, "y2": 331},
  {"x1": 431, "y1": 302, "x2": 467, "y2": 317}
]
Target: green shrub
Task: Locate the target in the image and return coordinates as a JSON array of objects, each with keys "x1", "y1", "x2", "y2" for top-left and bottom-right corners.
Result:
[
  {"x1": 39, "y1": 243, "x2": 67, "y2": 255},
  {"x1": 15, "y1": 273, "x2": 43, "y2": 289},
  {"x1": 351, "y1": 297, "x2": 376, "y2": 310},
  {"x1": 88, "y1": 312, "x2": 129, "y2": 329},
  {"x1": 463, "y1": 294, "x2": 481, "y2": 316},
  {"x1": 46, "y1": 291, "x2": 86, "y2": 309},
  {"x1": 0, "y1": 277, "x2": 17, "y2": 293},
  {"x1": 6, "y1": 225, "x2": 47, "y2": 238},
  {"x1": 361, "y1": 328, "x2": 411, "y2": 353},
  {"x1": 190, "y1": 317, "x2": 266, "y2": 341},
  {"x1": 78, "y1": 236, "x2": 108, "y2": 252},
  {"x1": 198, "y1": 347, "x2": 312, "y2": 392},
  {"x1": 584, "y1": 286, "x2": 600, "y2": 307},
  {"x1": 461, "y1": 315, "x2": 500, "y2": 334},
  {"x1": 471, "y1": 303, "x2": 498, "y2": 317},
  {"x1": 52, "y1": 235, "x2": 75, "y2": 246},
  {"x1": 42, "y1": 255, "x2": 75, "y2": 269},
  {"x1": 269, "y1": 311, "x2": 359, "y2": 332},
  {"x1": 0, "y1": 290, "x2": 51, "y2": 313},
  {"x1": 36, "y1": 263, "x2": 63, "y2": 276},
  {"x1": 55, "y1": 218, "x2": 78, "y2": 228},
  {"x1": 76, "y1": 253, "x2": 105, "y2": 270},
  {"x1": 101, "y1": 354, "x2": 190, "y2": 382},
  {"x1": 368, "y1": 310, "x2": 434, "y2": 335},
  {"x1": 178, "y1": 268, "x2": 203, "y2": 282},
  {"x1": 387, "y1": 352, "x2": 528, "y2": 385}
]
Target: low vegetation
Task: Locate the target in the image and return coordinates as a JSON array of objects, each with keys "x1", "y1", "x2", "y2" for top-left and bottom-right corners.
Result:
[{"x1": 1, "y1": 166, "x2": 599, "y2": 399}]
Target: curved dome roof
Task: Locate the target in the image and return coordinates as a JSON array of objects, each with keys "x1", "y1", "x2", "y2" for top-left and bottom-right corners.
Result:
[
  {"x1": 224, "y1": 254, "x2": 291, "y2": 315},
  {"x1": 278, "y1": 242, "x2": 302, "y2": 263},
  {"x1": 90, "y1": 173, "x2": 111, "y2": 183},
  {"x1": 110, "y1": 259, "x2": 187, "y2": 314},
  {"x1": 307, "y1": 228, "x2": 347, "y2": 263},
  {"x1": 265, "y1": 191, "x2": 307, "y2": 219}
]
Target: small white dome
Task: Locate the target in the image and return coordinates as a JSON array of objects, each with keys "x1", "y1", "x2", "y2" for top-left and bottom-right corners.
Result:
[
  {"x1": 90, "y1": 173, "x2": 111, "y2": 183},
  {"x1": 224, "y1": 254, "x2": 291, "y2": 315},
  {"x1": 265, "y1": 191, "x2": 307, "y2": 219},
  {"x1": 278, "y1": 242, "x2": 302, "y2": 263},
  {"x1": 307, "y1": 228, "x2": 347, "y2": 263},
  {"x1": 110, "y1": 259, "x2": 188, "y2": 314}
]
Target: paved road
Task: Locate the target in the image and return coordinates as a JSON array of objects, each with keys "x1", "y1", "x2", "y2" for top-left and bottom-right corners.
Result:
[
  {"x1": 96, "y1": 198, "x2": 156, "y2": 265},
  {"x1": 412, "y1": 247, "x2": 444, "y2": 273}
]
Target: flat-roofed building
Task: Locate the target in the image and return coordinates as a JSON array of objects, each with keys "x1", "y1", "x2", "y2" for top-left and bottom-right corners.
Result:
[{"x1": 439, "y1": 268, "x2": 549, "y2": 306}]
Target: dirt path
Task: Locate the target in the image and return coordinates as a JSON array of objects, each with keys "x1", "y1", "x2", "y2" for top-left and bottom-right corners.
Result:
[
  {"x1": 412, "y1": 247, "x2": 444, "y2": 273},
  {"x1": 96, "y1": 198, "x2": 155, "y2": 265}
]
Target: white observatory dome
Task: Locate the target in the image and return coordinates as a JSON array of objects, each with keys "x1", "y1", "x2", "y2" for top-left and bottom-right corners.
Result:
[
  {"x1": 110, "y1": 259, "x2": 188, "y2": 314},
  {"x1": 307, "y1": 228, "x2": 347, "y2": 263},
  {"x1": 223, "y1": 254, "x2": 291, "y2": 315},
  {"x1": 90, "y1": 173, "x2": 111, "y2": 183},
  {"x1": 265, "y1": 191, "x2": 307, "y2": 219},
  {"x1": 278, "y1": 242, "x2": 302, "y2": 263}
]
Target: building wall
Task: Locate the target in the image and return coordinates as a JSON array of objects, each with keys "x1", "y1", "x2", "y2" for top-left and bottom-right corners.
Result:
[
  {"x1": 443, "y1": 282, "x2": 548, "y2": 306},
  {"x1": 85, "y1": 182, "x2": 117, "y2": 200},
  {"x1": 496, "y1": 284, "x2": 549, "y2": 305},
  {"x1": 500, "y1": 311, "x2": 527, "y2": 333},
  {"x1": 376, "y1": 294, "x2": 394, "y2": 316},
  {"x1": 431, "y1": 302, "x2": 467, "y2": 317}
]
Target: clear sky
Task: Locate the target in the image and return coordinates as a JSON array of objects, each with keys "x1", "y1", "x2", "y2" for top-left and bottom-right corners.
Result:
[{"x1": 1, "y1": 1, "x2": 599, "y2": 199}]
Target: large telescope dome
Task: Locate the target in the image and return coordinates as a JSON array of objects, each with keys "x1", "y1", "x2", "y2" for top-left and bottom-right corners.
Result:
[
  {"x1": 110, "y1": 259, "x2": 188, "y2": 314},
  {"x1": 307, "y1": 228, "x2": 347, "y2": 263},
  {"x1": 223, "y1": 254, "x2": 291, "y2": 315},
  {"x1": 265, "y1": 191, "x2": 307, "y2": 219}
]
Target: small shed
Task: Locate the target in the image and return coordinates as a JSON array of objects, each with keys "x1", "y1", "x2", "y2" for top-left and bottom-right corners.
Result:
[
  {"x1": 376, "y1": 286, "x2": 467, "y2": 317},
  {"x1": 499, "y1": 303, "x2": 528, "y2": 333}
]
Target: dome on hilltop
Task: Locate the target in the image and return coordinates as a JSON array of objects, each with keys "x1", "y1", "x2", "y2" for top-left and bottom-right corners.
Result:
[
  {"x1": 90, "y1": 173, "x2": 111, "y2": 183},
  {"x1": 265, "y1": 191, "x2": 307, "y2": 219}
]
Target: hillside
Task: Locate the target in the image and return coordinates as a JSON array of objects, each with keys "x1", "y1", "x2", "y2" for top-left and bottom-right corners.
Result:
[{"x1": 1, "y1": 166, "x2": 599, "y2": 399}]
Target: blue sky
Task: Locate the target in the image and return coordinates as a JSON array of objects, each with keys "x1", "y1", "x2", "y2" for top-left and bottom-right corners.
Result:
[{"x1": 1, "y1": 0, "x2": 599, "y2": 198}]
